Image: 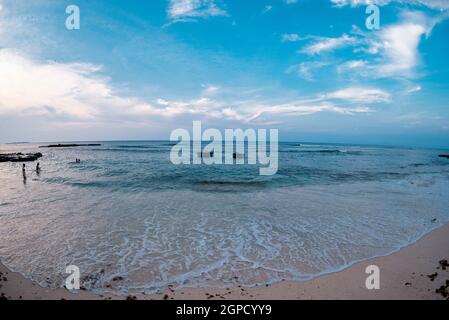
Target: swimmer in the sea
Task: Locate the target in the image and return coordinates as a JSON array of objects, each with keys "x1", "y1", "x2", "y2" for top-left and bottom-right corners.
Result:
[{"x1": 22, "y1": 164, "x2": 27, "y2": 183}]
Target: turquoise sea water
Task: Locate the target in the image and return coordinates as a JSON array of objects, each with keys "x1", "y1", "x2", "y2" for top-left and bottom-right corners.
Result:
[{"x1": 0, "y1": 141, "x2": 448, "y2": 295}]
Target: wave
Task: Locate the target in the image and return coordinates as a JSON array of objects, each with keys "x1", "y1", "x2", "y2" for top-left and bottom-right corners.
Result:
[
  {"x1": 116, "y1": 145, "x2": 156, "y2": 149},
  {"x1": 190, "y1": 180, "x2": 268, "y2": 192},
  {"x1": 89, "y1": 148, "x2": 168, "y2": 153},
  {"x1": 409, "y1": 163, "x2": 426, "y2": 167},
  {"x1": 294, "y1": 149, "x2": 363, "y2": 155},
  {"x1": 297, "y1": 144, "x2": 348, "y2": 148},
  {"x1": 193, "y1": 180, "x2": 267, "y2": 187}
]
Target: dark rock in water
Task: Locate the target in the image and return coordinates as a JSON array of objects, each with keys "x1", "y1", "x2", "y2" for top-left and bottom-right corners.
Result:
[
  {"x1": 438, "y1": 155, "x2": 449, "y2": 159},
  {"x1": 40, "y1": 143, "x2": 102, "y2": 148},
  {"x1": 0, "y1": 152, "x2": 43, "y2": 163}
]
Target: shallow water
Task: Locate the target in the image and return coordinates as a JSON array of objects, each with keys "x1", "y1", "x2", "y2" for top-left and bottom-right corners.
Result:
[{"x1": 0, "y1": 141, "x2": 448, "y2": 295}]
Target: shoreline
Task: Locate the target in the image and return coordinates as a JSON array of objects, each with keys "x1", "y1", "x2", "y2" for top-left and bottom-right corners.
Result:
[{"x1": 1, "y1": 223, "x2": 448, "y2": 300}]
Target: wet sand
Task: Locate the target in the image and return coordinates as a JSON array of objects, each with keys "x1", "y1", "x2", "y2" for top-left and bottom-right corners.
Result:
[{"x1": 1, "y1": 223, "x2": 448, "y2": 300}]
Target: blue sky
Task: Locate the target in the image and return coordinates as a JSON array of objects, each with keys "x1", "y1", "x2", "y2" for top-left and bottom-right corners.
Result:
[{"x1": 0, "y1": 0, "x2": 448, "y2": 148}]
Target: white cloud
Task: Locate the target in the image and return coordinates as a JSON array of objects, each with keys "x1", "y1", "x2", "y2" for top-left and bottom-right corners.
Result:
[
  {"x1": 330, "y1": 0, "x2": 449, "y2": 10},
  {"x1": 154, "y1": 94, "x2": 373, "y2": 124},
  {"x1": 331, "y1": 0, "x2": 391, "y2": 6},
  {"x1": 342, "y1": 60, "x2": 366, "y2": 69},
  {"x1": 363, "y1": 11, "x2": 445, "y2": 78},
  {"x1": 245, "y1": 103, "x2": 372, "y2": 122},
  {"x1": 282, "y1": 33, "x2": 302, "y2": 42},
  {"x1": 301, "y1": 34, "x2": 357, "y2": 55},
  {"x1": 337, "y1": 60, "x2": 367, "y2": 73},
  {"x1": 287, "y1": 61, "x2": 330, "y2": 81},
  {"x1": 324, "y1": 87, "x2": 391, "y2": 103},
  {"x1": 0, "y1": 49, "x2": 380, "y2": 130},
  {"x1": 375, "y1": 22, "x2": 426, "y2": 76},
  {"x1": 332, "y1": 11, "x2": 448, "y2": 79},
  {"x1": 167, "y1": 0, "x2": 227, "y2": 21},
  {"x1": 405, "y1": 85, "x2": 422, "y2": 93},
  {"x1": 201, "y1": 84, "x2": 220, "y2": 95},
  {"x1": 0, "y1": 49, "x2": 106, "y2": 119},
  {"x1": 262, "y1": 5, "x2": 273, "y2": 14},
  {"x1": 292, "y1": 10, "x2": 447, "y2": 78},
  {"x1": 0, "y1": 49, "x2": 162, "y2": 122}
]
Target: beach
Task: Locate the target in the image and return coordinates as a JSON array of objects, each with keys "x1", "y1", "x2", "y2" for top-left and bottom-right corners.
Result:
[
  {"x1": 1, "y1": 142, "x2": 449, "y2": 300},
  {"x1": 1, "y1": 222, "x2": 448, "y2": 300}
]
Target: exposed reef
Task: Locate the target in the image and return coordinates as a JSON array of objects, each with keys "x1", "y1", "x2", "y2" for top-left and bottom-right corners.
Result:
[
  {"x1": 39, "y1": 144, "x2": 102, "y2": 148},
  {"x1": 0, "y1": 153, "x2": 43, "y2": 163}
]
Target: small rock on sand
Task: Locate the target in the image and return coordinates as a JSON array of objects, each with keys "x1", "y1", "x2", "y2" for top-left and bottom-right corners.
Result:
[{"x1": 112, "y1": 276, "x2": 124, "y2": 282}]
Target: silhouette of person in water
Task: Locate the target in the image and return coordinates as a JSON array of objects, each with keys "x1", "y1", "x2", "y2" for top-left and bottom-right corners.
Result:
[
  {"x1": 36, "y1": 162, "x2": 41, "y2": 175},
  {"x1": 75, "y1": 158, "x2": 81, "y2": 164},
  {"x1": 22, "y1": 163, "x2": 27, "y2": 184}
]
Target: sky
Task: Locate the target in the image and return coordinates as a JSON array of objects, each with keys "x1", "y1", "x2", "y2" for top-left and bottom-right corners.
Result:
[{"x1": 0, "y1": 0, "x2": 448, "y2": 148}]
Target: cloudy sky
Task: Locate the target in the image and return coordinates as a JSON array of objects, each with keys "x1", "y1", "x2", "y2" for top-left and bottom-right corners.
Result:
[{"x1": 0, "y1": 0, "x2": 448, "y2": 147}]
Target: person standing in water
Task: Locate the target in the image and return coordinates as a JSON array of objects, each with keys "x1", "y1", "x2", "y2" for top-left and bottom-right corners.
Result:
[
  {"x1": 22, "y1": 163, "x2": 27, "y2": 184},
  {"x1": 36, "y1": 162, "x2": 41, "y2": 175}
]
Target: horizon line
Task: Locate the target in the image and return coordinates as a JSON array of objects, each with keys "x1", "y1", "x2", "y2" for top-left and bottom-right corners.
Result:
[{"x1": 1, "y1": 139, "x2": 448, "y2": 151}]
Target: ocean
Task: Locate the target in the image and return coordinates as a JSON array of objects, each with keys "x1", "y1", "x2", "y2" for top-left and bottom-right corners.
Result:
[{"x1": 0, "y1": 141, "x2": 448, "y2": 295}]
